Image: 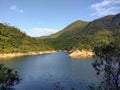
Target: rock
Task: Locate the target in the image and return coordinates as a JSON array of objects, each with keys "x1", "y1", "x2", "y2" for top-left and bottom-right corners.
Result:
[{"x1": 69, "y1": 50, "x2": 94, "y2": 58}]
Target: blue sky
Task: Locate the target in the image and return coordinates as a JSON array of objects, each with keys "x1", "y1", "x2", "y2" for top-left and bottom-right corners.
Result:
[{"x1": 0, "y1": 0, "x2": 120, "y2": 37}]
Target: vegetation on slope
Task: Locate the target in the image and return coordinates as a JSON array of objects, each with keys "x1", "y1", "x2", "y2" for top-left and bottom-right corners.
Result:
[
  {"x1": 41, "y1": 20, "x2": 88, "y2": 50},
  {"x1": 82, "y1": 14, "x2": 120, "y2": 34},
  {"x1": 91, "y1": 36, "x2": 120, "y2": 90},
  {"x1": 40, "y1": 13, "x2": 120, "y2": 51},
  {"x1": 0, "y1": 23, "x2": 53, "y2": 53}
]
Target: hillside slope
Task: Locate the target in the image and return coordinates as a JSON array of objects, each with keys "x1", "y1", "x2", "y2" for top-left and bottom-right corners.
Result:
[
  {"x1": 0, "y1": 23, "x2": 53, "y2": 53},
  {"x1": 82, "y1": 14, "x2": 120, "y2": 34},
  {"x1": 41, "y1": 13, "x2": 120, "y2": 51},
  {"x1": 40, "y1": 20, "x2": 88, "y2": 39},
  {"x1": 41, "y1": 20, "x2": 88, "y2": 50}
]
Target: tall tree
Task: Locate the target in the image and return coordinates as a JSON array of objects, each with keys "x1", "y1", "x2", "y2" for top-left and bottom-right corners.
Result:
[{"x1": 93, "y1": 43, "x2": 120, "y2": 90}]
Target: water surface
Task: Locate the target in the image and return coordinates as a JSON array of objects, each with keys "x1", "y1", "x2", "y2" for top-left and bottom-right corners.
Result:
[{"x1": 0, "y1": 52, "x2": 98, "y2": 90}]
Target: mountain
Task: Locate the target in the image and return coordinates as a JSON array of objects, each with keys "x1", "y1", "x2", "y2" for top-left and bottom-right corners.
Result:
[
  {"x1": 40, "y1": 20, "x2": 88, "y2": 50},
  {"x1": 41, "y1": 13, "x2": 120, "y2": 51},
  {"x1": 0, "y1": 23, "x2": 53, "y2": 53},
  {"x1": 82, "y1": 14, "x2": 120, "y2": 34},
  {"x1": 56, "y1": 20, "x2": 88, "y2": 38},
  {"x1": 40, "y1": 20, "x2": 88, "y2": 39}
]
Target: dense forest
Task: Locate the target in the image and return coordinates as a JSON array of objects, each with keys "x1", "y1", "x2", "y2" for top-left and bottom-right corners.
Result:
[
  {"x1": 0, "y1": 23, "x2": 53, "y2": 53},
  {"x1": 40, "y1": 13, "x2": 120, "y2": 51}
]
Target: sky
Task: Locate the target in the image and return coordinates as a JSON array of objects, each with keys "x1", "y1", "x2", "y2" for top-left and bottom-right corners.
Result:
[{"x1": 0, "y1": 0, "x2": 120, "y2": 37}]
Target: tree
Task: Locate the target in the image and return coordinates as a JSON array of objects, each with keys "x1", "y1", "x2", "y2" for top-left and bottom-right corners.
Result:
[
  {"x1": 0, "y1": 64, "x2": 21, "y2": 90},
  {"x1": 92, "y1": 43, "x2": 120, "y2": 90}
]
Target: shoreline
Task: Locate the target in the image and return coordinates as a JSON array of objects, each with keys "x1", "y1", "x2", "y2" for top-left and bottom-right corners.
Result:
[
  {"x1": 0, "y1": 50, "x2": 94, "y2": 59},
  {"x1": 0, "y1": 51, "x2": 56, "y2": 59}
]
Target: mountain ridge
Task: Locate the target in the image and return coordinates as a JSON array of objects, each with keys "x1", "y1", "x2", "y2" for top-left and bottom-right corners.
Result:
[
  {"x1": 40, "y1": 20, "x2": 88, "y2": 39},
  {"x1": 40, "y1": 13, "x2": 120, "y2": 51}
]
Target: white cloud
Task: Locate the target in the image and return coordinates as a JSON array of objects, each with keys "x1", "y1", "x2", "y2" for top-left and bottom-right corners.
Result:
[
  {"x1": 23, "y1": 27, "x2": 59, "y2": 37},
  {"x1": 10, "y1": 5, "x2": 24, "y2": 13},
  {"x1": 91, "y1": 0, "x2": 120, "y2": 16}
]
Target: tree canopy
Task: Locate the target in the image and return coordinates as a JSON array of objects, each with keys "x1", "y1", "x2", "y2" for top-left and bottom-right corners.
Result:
[
  {"x1": 0, "y1": 23, "x2": 54, "y2": 53},
  {"x1": 0, "y1": 64, "x2": 21, "y2": 90}
]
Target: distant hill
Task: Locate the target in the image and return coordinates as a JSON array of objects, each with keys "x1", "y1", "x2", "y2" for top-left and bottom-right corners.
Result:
[
  {"x1": 40, "y1": 20, "x2": 88, "y2": 39},
  {"x1": 82, "y1": 14, "x2": 120, "y2": 34},
  {"x1": 40, "y1": 13, "x2": 120, "y2": 51},
  {"x1": 0, "y1": 23, "x2": 53, "y2": 53},
  {"x1": 56, "y1": 20, "x2": 88, "y2": 38},
  {"x1": 40, "y1": 20, "x2": 88, "y2": 50}
]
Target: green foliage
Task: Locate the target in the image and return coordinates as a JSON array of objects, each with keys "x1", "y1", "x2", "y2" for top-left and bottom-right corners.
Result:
[
  {"x1": 93, "y1": 42, "x2": 120, "y2": 90},
  {"x1": 0, "y1": 64, "x2": 21, "y2": 89},
  {"x1": 83, "y1": 14, "x2": 120, "y2": 34},
  {"x1": 0, "y1": 23, "x2": 53, "y2": 53},
  {"x1": 41, "y1": 13, "x2": 120, "y2": 51},
  {"x1": 41, "y1": 20, "x2": 88, "y2": 50}
]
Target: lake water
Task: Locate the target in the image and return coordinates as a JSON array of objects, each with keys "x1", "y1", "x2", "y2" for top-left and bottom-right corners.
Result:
[{"x1": 0, "y1": 52, "x2": 98, "y2": 90}]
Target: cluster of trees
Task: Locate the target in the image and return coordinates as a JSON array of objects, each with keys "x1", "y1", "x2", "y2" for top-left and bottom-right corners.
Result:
[
  {"x1": 0, "y1": 64, "x2": 21, "y2": 90},
  {"x1": 0, "y1": 23, "x2": 53, "y2": 53},
  {"x1": 43, "y1": 29, "x2": 120, "y2": 52},
  {"x1": 91, "y1": 40, "x2": 120, "y2": 90}
]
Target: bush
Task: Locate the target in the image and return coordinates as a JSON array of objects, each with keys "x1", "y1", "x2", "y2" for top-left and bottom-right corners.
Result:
[{"x1": 0, "y1": 64, "x2": 21, "y2": 90}]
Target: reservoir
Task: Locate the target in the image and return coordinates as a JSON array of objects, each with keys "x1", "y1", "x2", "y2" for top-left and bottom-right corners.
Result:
[{"x1": 0, "y1": 52, "x2": 98, "y2": 90}]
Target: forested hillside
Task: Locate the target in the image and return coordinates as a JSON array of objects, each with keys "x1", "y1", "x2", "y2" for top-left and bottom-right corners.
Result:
[
  {"x1": 1, "y1": 13, "x2": 120, "y2": 53},
  {"x1": 41, "y1": 13, "x2": 120, "y2": 51},
  {"x1": 0, "y1": 23, "x2": 53, "y2": 53},
  {"x1": 41, "y1": 20, "x2": 88, "y2": 50}
]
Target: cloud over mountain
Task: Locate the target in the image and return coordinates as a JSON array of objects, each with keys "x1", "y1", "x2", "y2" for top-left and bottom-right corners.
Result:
[{"x1": 23, "y1": 27, "x2": 59, "y2": 37}]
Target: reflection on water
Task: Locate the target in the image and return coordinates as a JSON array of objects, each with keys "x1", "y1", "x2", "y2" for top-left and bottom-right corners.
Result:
[{"x1": 0, "y1": 52, "x2": 98, "y2": 90}]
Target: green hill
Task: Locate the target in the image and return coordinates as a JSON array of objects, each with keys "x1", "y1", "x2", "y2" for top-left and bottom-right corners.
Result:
[
  {"x1": 82, "y1": 14, "x2": 120, "y2": 34},
  {"x1": 0, "y1": 23, "x2": 53, "y2": 53},
  {"x1": 40, "y1": 20, "x2": 88, "y2": 39},
  {"x1": 56, "y1": 20, "x2": 88, "y2": 38},
  {"x1": 41, "y1": 13, "x2": 120, "y2": 51},
  {"x1": 41, "y1": 20, "x2": 88, "y2": 50}
]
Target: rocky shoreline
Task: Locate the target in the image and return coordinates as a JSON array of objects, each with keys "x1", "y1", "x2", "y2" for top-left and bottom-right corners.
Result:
[
  {"x1": 0, "y1": 50, "x2": 94, "y2": 59},
  {"x1": 0, "y1": 51, "x2": 56, "y2": 59},
  {"x1": 69, "y1": 50, "x2": 94, "y2": 58}
]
